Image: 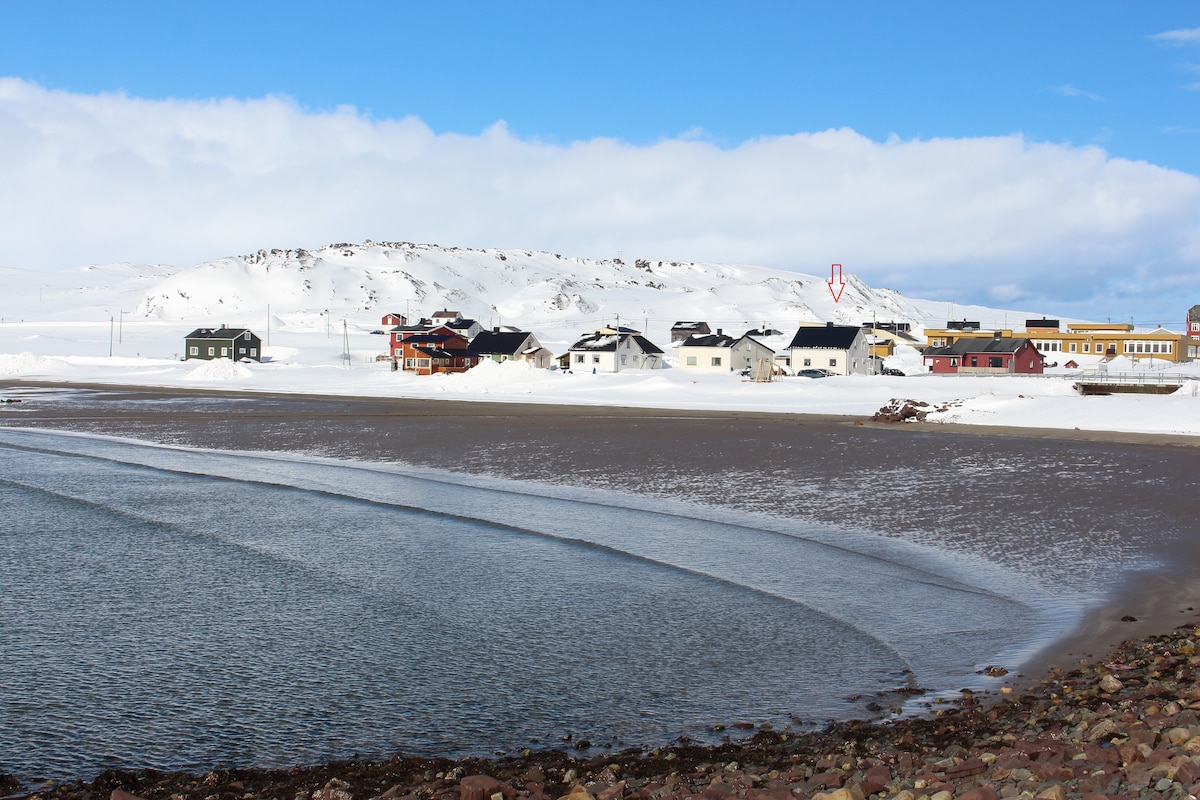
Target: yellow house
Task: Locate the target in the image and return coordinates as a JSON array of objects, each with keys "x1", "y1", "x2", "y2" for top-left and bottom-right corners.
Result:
[{"x1": 924, "y1": 318, "x2": 1199, "y2": 364}]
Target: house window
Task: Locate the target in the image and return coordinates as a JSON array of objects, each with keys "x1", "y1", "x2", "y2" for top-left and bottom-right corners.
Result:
[
  {"x1": 250, "y1": 349, "x2": 257, "y2": 357},
  {"x1": 592, "y1": 355, "x2": 600, "y2": 363},
  {"x1": 989, "y1": 357, "x2": 1003, "y2": 368},
  {"x1": 686, "y1": 356, "x2": 696, "y2": 365},
  {"x1": 220, "y1": 347, "x2": 229, "y2": 357},
  {"x1": 950, "y1": 358, "x2": 958, "y2": 367},
  {"x1": 418, "y1": 358, "x2": 431, "y2": 368},
  {"x1": 711, "y1": 357, "x2": 722, "y2": 367},
  {"x1": 803, "y1": 358, "x2": 811, "y2": 366},
  {"x1": 405, "y1": 358, "x2": 415, "y2": 368},
  {"x1": 1083, "y1": 343, "x2": 1090, "y2": 353},
  {"x1": 829, "y1": 358, "x2": 837, "y2": 368},
  {"x1": 575, "y1": 354, "x2": 585, "y2": 363},
  {"x1": 207, "y1": 346, "x2": 215, "y2": 356},
  {"x1": 189, "y1": 346, "x2": 198, "y2": 356},
  {"x1": 970, "y1": 356, "x2": 978, "y2": 367},
  {"x1": 1069, "y1": 343, "x2": 1077, "y2": 353},
  {"x1": 620, "y1": 355, "x2": 627, "y2": 365}
]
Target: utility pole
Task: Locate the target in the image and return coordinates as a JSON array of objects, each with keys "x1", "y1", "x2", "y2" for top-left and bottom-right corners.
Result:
[{"x1": 343, "y1": 319, "x2": 350, "y2": 368}]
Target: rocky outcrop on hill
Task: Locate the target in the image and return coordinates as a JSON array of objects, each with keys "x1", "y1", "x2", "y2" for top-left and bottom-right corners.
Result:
[{"x1": 9, "y1": 625, "x2": 1199, "y2": 800}]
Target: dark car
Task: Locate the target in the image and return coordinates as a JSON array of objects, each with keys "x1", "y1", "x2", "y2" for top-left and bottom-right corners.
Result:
[
  {"x1": 796, "y1": 368, "x2": 834, "y2": 378},
  {"x1": 880, "y1": 367, "x2": 905, "y2": 376}
]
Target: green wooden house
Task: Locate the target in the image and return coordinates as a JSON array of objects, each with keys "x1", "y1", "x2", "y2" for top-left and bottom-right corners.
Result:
[{"x1": 184, "y1": 327, "x2": 263, "y2": 362}]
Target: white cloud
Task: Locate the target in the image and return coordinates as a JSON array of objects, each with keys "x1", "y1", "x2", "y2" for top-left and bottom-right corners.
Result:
[
  {"x1": 1051, "y1": 83, "x2": 1103, "y2": 101},
  {"x1": 1, "y1": 77, "x2": 1199, "y2": 319},
  {"x1": 1149, "y1": 26, "x2": 1200, "y2": 44}
]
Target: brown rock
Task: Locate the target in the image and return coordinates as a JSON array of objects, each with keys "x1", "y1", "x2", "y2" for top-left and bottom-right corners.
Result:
[
  {"x1": 1034, "y1": 785, "x2": 1067, "y2": 800},
  {"x1": 461, "y1": 776, "x2": 503, "y2": 800},
  {"x1": 955, "y1": 788, "x2": 998, "y2": 800},
  {"x1": 112, "y1": 791, "x2": 149, "y2": 800},
  {"x1": 943, "y1": 759, "x2": 987, "y2": 779}
]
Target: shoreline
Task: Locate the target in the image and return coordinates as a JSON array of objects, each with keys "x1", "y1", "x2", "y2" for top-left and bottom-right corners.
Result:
[
  {"x1": 6, "y1": 624, "x2": 1199, "y2": 800},
  {"x1": 3, "y1": 381, "x2": 1199, "y2": 795}
]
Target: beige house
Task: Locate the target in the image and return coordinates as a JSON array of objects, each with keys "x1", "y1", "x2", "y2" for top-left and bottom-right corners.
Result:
[{"x1": 675, "y1": 331, "x2": 775, "y2": 373}]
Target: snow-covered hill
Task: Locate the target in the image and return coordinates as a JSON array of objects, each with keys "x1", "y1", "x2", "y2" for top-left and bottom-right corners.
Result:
[{"x1": 0, "y1": 241, "x2": 1036, "y2": 346}]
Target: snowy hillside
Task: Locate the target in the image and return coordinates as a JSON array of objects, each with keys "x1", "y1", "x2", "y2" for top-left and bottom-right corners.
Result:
[{"x1": 0, "y1": 241, "x2": 1037, "y2": 347}]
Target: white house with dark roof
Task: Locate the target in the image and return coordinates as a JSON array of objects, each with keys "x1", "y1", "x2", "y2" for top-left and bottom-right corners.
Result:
[
  {"x1": 787, "y1": 322, "x2": 872, "y2": 375},
  {"x1": 567, "y1": 330, "x2": 664, "y2": 372},
  {"x1": 675, "y1": 330, "x2": 775, "y2": 373},
  {"x1": 470, "y1": 328, "x2": 554, "y2": 369}
]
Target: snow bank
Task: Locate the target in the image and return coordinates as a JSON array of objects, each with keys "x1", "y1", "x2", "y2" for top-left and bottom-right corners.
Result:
[
  {"x1": 182, "y1": 358, "x2": 255, "y2": 382},
  {"x1": 0, "y1": 352, "x2": 68, "y2": 376}
]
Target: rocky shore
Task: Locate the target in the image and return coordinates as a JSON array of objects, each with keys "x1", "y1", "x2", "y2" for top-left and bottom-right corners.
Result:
[{"x1": 6, "y1": 623, "x2": 1198, "y2": 800}]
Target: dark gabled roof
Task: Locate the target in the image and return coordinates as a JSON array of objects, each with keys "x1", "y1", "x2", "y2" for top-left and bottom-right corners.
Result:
[
  {"x1": 787, "y1": 325, "x2": 862, "y2": 350},
  {"x1": 185, "y1": 327, "x2": 256, "y2": 340},
  {"x1": 671, "y1": 321, "x2": 711, "y2": 332},
  {"x1": 568, "y1": 332, "x2": 663, "y2": 354},
  {"x1": 446, "y1": 318, "x2": 479, "y2": 330},
  {"x1": 631, "y1": 335, "x2": 663, "y2": 355},
  {"x1": 471, "y1": 330, "x2": 531, "y2": 355},
  {"x1": 413, "y1": 346, "x2": 477, "y2": 359},
  {"x1": 922, "y1": 337, "x2": 1037, "y2": 357},
  {"x1": 403, "y1": 333, "x2": 456, "y2": 344},
  {"x1": 678, "y1": 333, "x2": 736, "y2": 348},
  {"x1": 1189, "y1": 304, "x2": 1200, "y2": 321}
]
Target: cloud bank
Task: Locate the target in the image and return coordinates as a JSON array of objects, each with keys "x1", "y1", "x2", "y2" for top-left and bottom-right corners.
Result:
[{"x1": 2, "y1": 77, "x2": 1198, "y2": 320}]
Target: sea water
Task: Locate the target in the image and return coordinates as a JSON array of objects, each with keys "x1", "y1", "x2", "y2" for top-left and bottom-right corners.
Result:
[{"x1": 0, "y1": 428, "x2": 1064, "y2": 780}]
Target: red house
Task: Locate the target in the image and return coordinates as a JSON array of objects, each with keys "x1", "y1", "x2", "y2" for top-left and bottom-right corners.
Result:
[
  {"x1": 381, "y1": 312, "x2": 407, "y2": 328},
  {"x1": 922, "y1": 335, "x2": 1044, "y2": 375},
  {"x1": 389, "y1": 324, "x2": 455, "y2": 359},
  {"x1": 396, "y1": 332, "x2": 479, "y2": 375}
]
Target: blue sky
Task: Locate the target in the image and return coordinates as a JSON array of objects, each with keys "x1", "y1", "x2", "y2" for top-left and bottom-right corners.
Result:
[{"x1": 2, "y1": 1, "x2": 1199, "y2": 323}]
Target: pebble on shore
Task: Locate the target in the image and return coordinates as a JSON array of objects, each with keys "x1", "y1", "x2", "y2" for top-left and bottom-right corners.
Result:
[{"x1": 5, "y1": 624, "x2": 1199, "y2": 800}]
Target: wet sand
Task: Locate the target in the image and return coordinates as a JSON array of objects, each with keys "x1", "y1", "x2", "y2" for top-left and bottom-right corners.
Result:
[{"x1": 3, "y1": 380, "x2": 1200, "y2": 684}]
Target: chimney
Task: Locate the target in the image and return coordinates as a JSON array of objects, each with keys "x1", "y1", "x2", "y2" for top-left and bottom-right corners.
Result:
[
  {"x1": 493, "y1": 326, "x2": 499, "y2": 333},
  {"x1": 716, "y1": 328, "x2": 723, "y2": 336},
  {"x1": 993, "y1": 331, "x2": 1002, "y2": 340},
  {"x1": 826, "y1": 321, "x2": 834, "y2": 327}
]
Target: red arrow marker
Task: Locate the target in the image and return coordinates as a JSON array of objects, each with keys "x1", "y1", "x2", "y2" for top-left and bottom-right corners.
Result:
[{"x1": 827, "y1": 263, "x2": 846, "y2": 303}]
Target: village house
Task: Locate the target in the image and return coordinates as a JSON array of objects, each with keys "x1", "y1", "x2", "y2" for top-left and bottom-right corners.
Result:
[
  {"x1": 396, "y1": 331, "x2": 479, "y2": 376},
  {"x1": 787, "y1": 323, "x2": 872, "y2": 375},
  {"x1": 380, "y1": 312, "x2": 407, "y2": 328},
  {"x1": 924, "y1": 317, "x2": 1199, "y2": 364},
  {"x1": 430, "y1": 309, "x2": 484, "y2": 340},
  {"x1": 184, "y1": 327, "x2": 262, "y2": 362},
  {"x1": 670, "y1": 321, "x2": 712, "y2": 344},
  {"x1": 567, "y1": 329, "x2": 664, "y2": 372},
  {"x1": 470, "y1": 328, "x2": 555, "y2": 369},
  {"x1": 922, "y1": 333, "x2": 1044, "y2": 375},
  {"x1": 674, "y1": 330, "x2": 775, "y2": 373},
  {"x1": 389, "y1": 323, "x2": 456, "y2": 359}
]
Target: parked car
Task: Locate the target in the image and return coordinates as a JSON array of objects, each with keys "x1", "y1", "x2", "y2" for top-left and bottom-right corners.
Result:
[
  {"x1": 880, "y1": 367, "x2": 905, "y2": 376},
  {"x1": 370, "y1": 329, "x2": 386, "y2": 335},
  {"x1": 796, "y1": 368, "x2": 834, "y2": 378}
]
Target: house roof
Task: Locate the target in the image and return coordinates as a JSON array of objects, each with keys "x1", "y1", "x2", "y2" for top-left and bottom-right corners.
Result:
[
  {"x1": 787, "y1": 324, "x2": 862, "y2": 350},
  {"x1": 922, "y1": 337, "x2": 1036, "y2": 357},
  {"x1": 671, "y1": 321, "x2": 710, "y2": 332},
  {"x1": 413, "y1": 346, "x2": 477, "y2": 359},
  {"x1": 185, "y1": 327, "x2": 256, "y2": 340},
  {"x1": 568, "y1": 332, "x2": 663, "y2": 354},
  {"x1": 678, "y1": 333, "x2": 736, "y2": 349},
  {"x1": 471, "y1": 330, "x2": 531, "y2": 355},
  {"x1": 1189, "y1": 304, "x2": 1200, "y2": 321}
]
